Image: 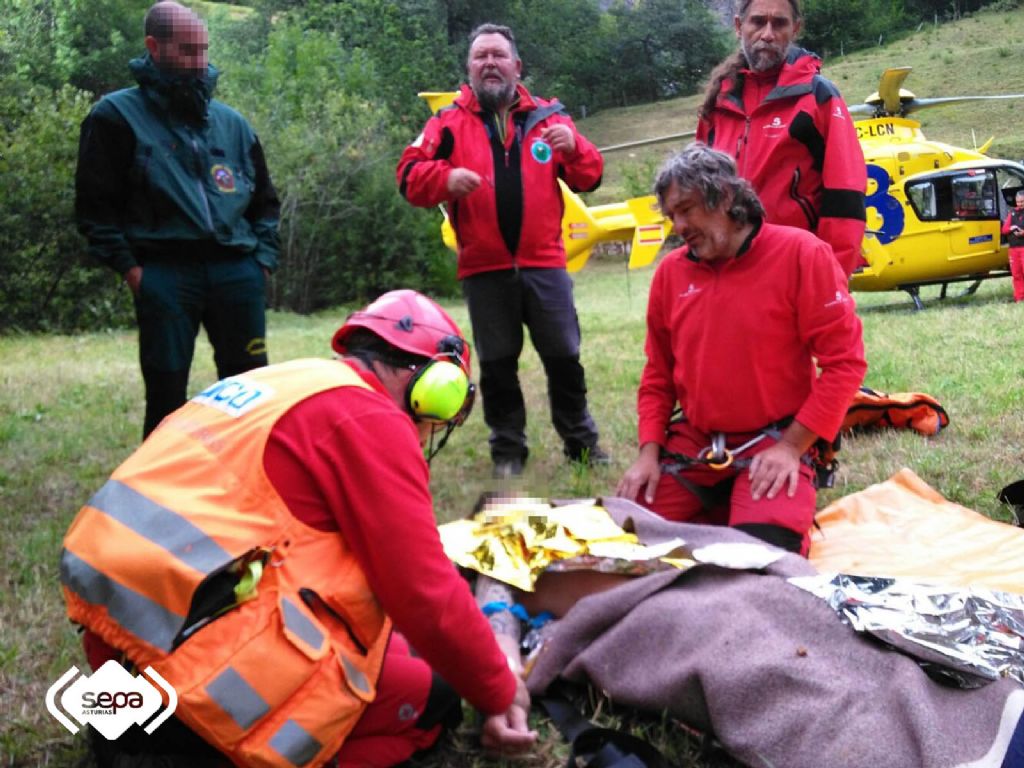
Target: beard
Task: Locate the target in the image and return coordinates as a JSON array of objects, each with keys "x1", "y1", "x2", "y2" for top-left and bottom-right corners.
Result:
[
  {"x1": 473, "y1": 77, "x2": 516, "y2": 113},
  {"x1": 741, "y1": 38, "x2": 789, "y2": 72},
  {"x1": 149, "y1": 64, "x2": 213, "y2": 124},
  {"x1": 166, "y1": 75, "x2": 212, "y2": 122}
]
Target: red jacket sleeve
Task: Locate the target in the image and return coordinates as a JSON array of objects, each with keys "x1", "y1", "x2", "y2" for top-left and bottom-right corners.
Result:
[
  {"x1": 816, "y1": 95, "x2": 867, "y2": 277},
  {"x1": 695, "y1": 114, "x2": 711, "y2": 144},
  {"x1": 1003, "y1": 213, "x2": 1014, "y2": 235},
  {"x1": 793, "y1": 241, "x2": 868, "y2": 440},
  {"x1": 396, "y1": 114, "x2": 455, "y2": 208},
  {"x1": 637, "y1": 255, "x2": 681, "y2": 447},
  {"x1": 265, "y1": 386, "x2": 517, "y2": 715},
  {"x1": 555, "y1": 115, "x2": 603, "y2": 194}
]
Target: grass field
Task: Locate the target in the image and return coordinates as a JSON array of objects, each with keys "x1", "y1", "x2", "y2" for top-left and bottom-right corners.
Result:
[
  {"x1": 6, "y1": 4, "x2": 1024, "y2": 765},
  {"x1": 2, "y1": 255, "x2": 1023, "y2": 766}
]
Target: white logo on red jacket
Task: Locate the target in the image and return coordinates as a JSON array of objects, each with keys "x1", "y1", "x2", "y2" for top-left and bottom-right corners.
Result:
[
  {"x1": 678, "y1": 283, "x2": 703, "y2": 299},
  {"x1": 824, "y1": 290, "x2": 850, "y2": 308},
  {"x1": 762, "y1": 116, "x2": 788, "y2": 139}
]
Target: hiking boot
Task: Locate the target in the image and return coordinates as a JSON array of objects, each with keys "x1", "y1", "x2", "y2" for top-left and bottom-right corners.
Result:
[
  {"x1": 566, "y1": 444, "x2": 611, "y2": 467},
  {"x1": 492, "y1": 457, "x2": 525, "y2": 478}
]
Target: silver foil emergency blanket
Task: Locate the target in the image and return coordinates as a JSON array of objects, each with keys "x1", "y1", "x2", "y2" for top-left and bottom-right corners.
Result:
[{"x1": 790, "y1": 573, "x2": 1024, "y2": 688}]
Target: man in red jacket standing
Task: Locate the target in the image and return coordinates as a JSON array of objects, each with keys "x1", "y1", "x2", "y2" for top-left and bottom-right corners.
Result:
[
  {"x1": 1001, "y1": 190, "x2": 1024, "y2": 301},
  {"x1": 397, "y1": 24, "x2": 607, "y2": 478},
  {"x1": 696, "y1": 0, "x2": 866, "y2": 277},
  {"x1": 616, "y1": 145, "x2": 866, "y2": 556}
]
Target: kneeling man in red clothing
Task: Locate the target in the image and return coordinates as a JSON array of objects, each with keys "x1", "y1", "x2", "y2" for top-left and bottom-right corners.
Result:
[{"x1": 617, "y1": 143, "x2": 866, "y2": 555}]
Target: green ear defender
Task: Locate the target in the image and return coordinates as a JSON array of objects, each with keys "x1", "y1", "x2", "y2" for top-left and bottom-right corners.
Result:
[{"x1": 407, "y1": 359, "x2": 475, "y2": 424}]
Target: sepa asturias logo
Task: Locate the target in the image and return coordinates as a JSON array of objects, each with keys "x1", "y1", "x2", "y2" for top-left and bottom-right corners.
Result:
[{"x1": 46, "y1": 660, "x2": 177, "y2": 740}]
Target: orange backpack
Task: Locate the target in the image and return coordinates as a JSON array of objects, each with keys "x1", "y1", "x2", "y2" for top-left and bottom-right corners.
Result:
[{"x1": 841, "y1": 386, "x2": 950, "y2": 436}]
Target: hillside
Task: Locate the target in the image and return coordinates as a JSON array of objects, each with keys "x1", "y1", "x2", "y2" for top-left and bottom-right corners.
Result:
[{"x1": 579, "y1": 3, "x2": 1024, "y2": 202}]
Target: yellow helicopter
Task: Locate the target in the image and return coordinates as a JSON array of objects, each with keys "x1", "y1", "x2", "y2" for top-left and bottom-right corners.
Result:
[
  {"x1": 421, "y1": 70, "x2": 1024, "y2": 307},
  {"x1": 846, "y1": 67, "x2": 1024, "y2": 308}
]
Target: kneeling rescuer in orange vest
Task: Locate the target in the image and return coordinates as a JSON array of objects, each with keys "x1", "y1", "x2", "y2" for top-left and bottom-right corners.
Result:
[{"x1": 59, "y1": 289, "x2": 536, "y2": 767}]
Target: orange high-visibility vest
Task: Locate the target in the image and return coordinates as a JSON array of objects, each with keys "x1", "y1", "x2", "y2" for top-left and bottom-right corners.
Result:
[{"x1": 61, "y1": 359, "x2": 393, "y2": 768}]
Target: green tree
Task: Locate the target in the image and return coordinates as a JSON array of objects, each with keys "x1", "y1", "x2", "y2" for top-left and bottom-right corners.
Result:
[
  {"x1": 800, "y1": 0, "x2": 907, "y2": 56},
  {"x1": 605, "y1": 0, "x2": 730, "y2": 106},
  {"x1": 215, "y1": 21, "x2": 454, "y2": 312}
]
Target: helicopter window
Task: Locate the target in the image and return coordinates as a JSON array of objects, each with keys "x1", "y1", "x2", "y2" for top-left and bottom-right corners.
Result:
[
  {"x1": 951, "y1": 173, "x2": 998, "y2": 220},
  {"x1": 907, "y1": 183, "x2": 939, "y2": 220},
  {"x1": 907, "y1": 178, "x2": 954, "y2": 221}
]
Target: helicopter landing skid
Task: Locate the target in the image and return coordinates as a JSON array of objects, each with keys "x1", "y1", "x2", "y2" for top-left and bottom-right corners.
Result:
[
  {"x1": 902, "y1": 285, "x2": 925, "y2": 311},
  {"x1": 899, "y1": 270, "x2": 1011, "y2": 310}
]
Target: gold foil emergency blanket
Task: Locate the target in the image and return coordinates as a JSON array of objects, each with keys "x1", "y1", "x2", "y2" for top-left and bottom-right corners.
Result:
[{"x1": 438, "y1": 498, "x2": 693, "y2": 591}]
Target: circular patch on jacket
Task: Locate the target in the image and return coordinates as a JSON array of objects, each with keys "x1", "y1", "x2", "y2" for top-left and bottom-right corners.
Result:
[
  {"x1": 530, "y1": 139, "x2": 553, "y2": 164},
  {"x1": 210, "y1": 164, "x2": 237, "y2": 193}
]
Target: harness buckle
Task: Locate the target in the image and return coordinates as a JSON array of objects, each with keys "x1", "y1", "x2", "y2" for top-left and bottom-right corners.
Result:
[{"x1": 697, "y1": 434, "x2": 734, "y2": 470}]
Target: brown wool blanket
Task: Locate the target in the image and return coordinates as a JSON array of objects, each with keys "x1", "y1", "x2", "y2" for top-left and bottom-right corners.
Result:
[{"x1": 526, "y1": 498, "x2": 1024, "y2": 768}]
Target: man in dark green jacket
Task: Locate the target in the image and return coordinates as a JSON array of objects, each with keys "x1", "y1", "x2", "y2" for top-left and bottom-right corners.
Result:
[{"x1": 76, "y1": 1, "x2": 280, "y2": 438}]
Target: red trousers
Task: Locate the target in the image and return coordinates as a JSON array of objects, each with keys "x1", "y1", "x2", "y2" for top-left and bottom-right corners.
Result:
[
  {"x1": 1010, "y1": 247, "x2": 1024, "y2": 302},
  {"x1": 642, "y1": 420, "x2": 816, "y2": 552}
]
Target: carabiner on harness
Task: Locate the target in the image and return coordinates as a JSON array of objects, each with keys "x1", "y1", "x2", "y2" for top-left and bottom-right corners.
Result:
[
  {"x1": 697, "y1": 445, "x2": 734, "y2": 470},
  {"x1": 696, "y1": 431, "x2": 769, "y2": 470}
]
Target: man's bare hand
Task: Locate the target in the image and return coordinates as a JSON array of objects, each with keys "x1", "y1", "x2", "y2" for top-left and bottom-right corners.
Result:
[
  {"x1": 748, "y1": 441, "x2": 802, "y2": 501},
  {"x1": 616, "y1": 443, "x2": 662, "y2": 505},
  {"x1": 447, "y1": 167, "x2": 483, "y2": 198},
  {"x1": 123, "y1": 266, "x2": 143, "y2": 296},
  {"x1": 541, "y1": 124, "x2": 575, "y2": 155},
  {"x1": 480, "y1": 677, "x2": 536, "y2": 755}
]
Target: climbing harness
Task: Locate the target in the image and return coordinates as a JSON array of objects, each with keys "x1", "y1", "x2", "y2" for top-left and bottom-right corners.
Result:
[{"x1": 659, "y1": 415, "x2": 840, "y2": 503}]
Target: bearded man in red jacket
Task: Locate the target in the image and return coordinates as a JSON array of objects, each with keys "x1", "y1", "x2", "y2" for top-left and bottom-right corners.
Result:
[
  {"x1": 397, "y1": 23, "x2": 608, "y2": 478},
  {"x1": 617, "y1": 144, "x2": 866, "y2": 555},
  {"x1": 696, "y1": 0, "x2": 866, "y2": 277}
]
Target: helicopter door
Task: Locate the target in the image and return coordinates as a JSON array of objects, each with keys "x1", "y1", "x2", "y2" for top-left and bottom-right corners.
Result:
[
  {"x1": 995, "y1": 166, "x2": 1024, "y2": 233},
  {"x1": 906, "y1": 171, "x2": 1000, "y2": 259}
]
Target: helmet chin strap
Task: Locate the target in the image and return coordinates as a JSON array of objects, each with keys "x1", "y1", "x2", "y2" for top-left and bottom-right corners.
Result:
[{"x1": 423, "y1": 421, "x2": 457, "y2": 465}]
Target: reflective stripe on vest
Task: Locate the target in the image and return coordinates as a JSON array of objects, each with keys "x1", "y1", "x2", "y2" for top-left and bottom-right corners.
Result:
[
  {"x1": 87, "y1": 479, "x2": 232, "y2": 573},
  {"x1": 270, "y1": 720, "x2": 323, "y2": 767},
  {"x1": 281, "y1": 597, "x2": 325, "y2": 655},
  {"x1": 60, "y1": 549, "x2": 182, "y2": 652},
  {"x1": 206, "y1": 667, "x2": 270, "y2": 731}
]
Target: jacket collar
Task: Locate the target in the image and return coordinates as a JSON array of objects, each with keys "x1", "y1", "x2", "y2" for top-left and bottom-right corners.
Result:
[
  {"x1": 719, "y1": 46, "x2": 820, "y2": 109},
  {"x1": 455, "y1": 82, "x2": 538, "y2": 114}
]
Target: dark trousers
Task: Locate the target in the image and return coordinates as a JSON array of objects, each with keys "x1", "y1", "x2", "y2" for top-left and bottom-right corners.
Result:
[
  {"x1": 462, "y1": 268, "x2": 599, "y2": 463},
  {"x1": 134, "y1": 255, "x2": 268, "y2": 437}
]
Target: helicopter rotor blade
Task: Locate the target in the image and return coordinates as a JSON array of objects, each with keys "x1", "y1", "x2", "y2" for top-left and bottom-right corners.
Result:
[
  {"x1": 878, "y1": 66, "x2": 913, "y2": 116},
  {"x1": 599, "y1": 130, "x2": 697, "y2": 154},
  {"x1": 848, "y1": 103, "x2": 878, "y2": 119},
  {"x1": 901, "y1": 94, "x2": 1024, "y2": 116}
]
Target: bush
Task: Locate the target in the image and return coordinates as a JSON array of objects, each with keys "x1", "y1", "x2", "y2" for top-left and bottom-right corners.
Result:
[
  {"x1": 215, "y1": 21, "x2": 457, "y2": 313},
  {"x1": 0, "y1": 83, "x2": 133, "y2": 332}
]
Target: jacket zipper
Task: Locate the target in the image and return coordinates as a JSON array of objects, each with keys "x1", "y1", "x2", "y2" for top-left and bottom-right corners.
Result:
[
  {"x1": 737, "y1": 117, "x2": 751, "y2": 175},
  {"x1": 789, "y1": 167, "x2": 818, "y2": 230},
  {"x1": 190, "y1": 134, "x2": 215, "y2": 233},
  {"x1": 508, "y1": 122, "x2": 518, "y2": 274}
]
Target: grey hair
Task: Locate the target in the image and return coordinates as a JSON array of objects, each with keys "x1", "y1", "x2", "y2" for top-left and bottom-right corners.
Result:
[
  {"x1": 654, "y1": 143, "x2": 765, "y2": 225},
  {"x1": 467, "y1": 23, "x2": 519, "y2": 61}
]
